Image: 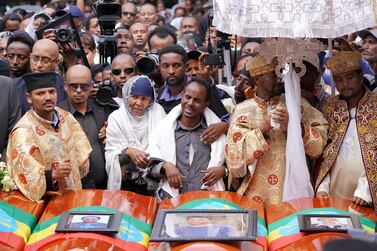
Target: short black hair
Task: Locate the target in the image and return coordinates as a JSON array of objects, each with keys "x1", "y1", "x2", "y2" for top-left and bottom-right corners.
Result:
[
  {"x1": 159, "y1": 44, "x2": 187, "y2": 63},
  {"x1": 241, "y1": 37, "x2": 264, "y2": 51},
  {"x1": 147, "y1": 27, "x2": 177, "y2": 49},
  {"x1": 85, "y1": 13, "x2": 97, "y2": 31},
  {"x1": 186, "y1": 77, "x2": 211, "y2": 102},
  {"x1": 7, "y1": 32, "x2": 34, "y2": 51},
  {"x1": 91, "y1": 64, "x2": 105, "y2": 79},
  {"x1": 4, "y1": 13, "x2": 23, "y2": 24},
  {"x1": 34, "y1": 13, "x2": 50, "y2": 24}
]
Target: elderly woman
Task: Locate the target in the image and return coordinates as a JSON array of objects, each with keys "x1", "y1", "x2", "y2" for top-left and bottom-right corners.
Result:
[{"x1": 105, "y1": 75, "x2": 166, "y2": 195}]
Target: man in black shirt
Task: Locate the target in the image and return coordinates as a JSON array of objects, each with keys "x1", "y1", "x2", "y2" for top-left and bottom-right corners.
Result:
[{"x1": 58, "y1": 65, "x2": 116, "y2": 189}]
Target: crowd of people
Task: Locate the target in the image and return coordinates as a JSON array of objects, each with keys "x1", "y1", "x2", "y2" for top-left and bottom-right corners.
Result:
[{"x1": 0, "y1": 0, "x2": 377, "y2": 215}]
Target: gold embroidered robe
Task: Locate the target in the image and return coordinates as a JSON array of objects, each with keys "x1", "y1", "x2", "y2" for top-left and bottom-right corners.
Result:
[
  {"x1": 315, "y1": 90, "x2": 377, "y2": 212},
  {"x1": 6, "y1": 107, "x2": 91, "y2": 202},
  {"x1": 226, "y1": 95, "x2": 328, "y2": 204}
]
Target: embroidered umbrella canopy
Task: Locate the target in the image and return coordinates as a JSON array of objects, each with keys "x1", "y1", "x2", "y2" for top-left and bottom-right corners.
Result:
[
  {"x1": 211, "y1": 0, "x2": 376, "y2": 202},
  {"x1": 213, "y1": 0, "x2": 377, "y2": 38}
]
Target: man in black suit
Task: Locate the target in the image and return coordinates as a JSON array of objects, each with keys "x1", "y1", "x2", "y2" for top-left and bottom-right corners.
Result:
[
  {"x1": 58, "y1": 65, "x2": 116, "y2": 189},
  {"x1": 0, "y1": 63, "x2": 21, "y2": 158}
]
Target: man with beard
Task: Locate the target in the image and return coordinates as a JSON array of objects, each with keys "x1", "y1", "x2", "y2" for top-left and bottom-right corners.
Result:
[
  {"x1": 111, "y1": 53, "x2": 137, "y2": 106},
  {"x1": 115, "y1": 28, "x2": 134, "y2": 55},
  {"x1": 6, "y1": 32, "x2": 33, "y2": 78},
  {"x1": 6, "y1": 72, "x2": 91, "y2": 202},
  {"x1": 316, "y1": 51, "x2": 377, "y2": 212},
  {"x1": 226, "y1": 56, "x2": 328, "y2": 204},
  {"x1": 148, "y1": 78, "x2": 226, "y2": 200},
  {"x1": 157, "y1": 45, "x2": 229, "y2": 145},
  {"x1": 58, "y1": 65, "x2": 114, "y2": 189},
  {"x1": 14, "y1": 39, "x2": 66, "y2": 114}
]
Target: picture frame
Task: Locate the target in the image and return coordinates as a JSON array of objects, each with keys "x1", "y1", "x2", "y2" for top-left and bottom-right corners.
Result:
[
  {"x1": 55, "y1": 211, "x2": 122, "y2": 234},
  {"x1": 35, "y1": 13, "x2": 89, "y2": 68},
  {"x1": 150, "y1": 209, "x2": 257, "y2": 242},
  {"x1": 297, "y1": 214, "x2": 362, "y2": 233}
]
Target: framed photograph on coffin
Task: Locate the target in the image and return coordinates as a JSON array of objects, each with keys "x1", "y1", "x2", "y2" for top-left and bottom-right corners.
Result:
[
  {"x1": 298, "y1": 214, "x2": 362, "y2": 233},
  {"x1": 150, "y1": 209, "x2": 257, "y2": 241},
  {"x1": 55, "y1": 211, "x2": 122, "y2": 234}
]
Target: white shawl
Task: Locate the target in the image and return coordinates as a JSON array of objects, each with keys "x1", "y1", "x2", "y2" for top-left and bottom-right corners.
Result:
[
  {"x1": 147, "y1": 105, "x2": 226, "y2": 198},
  {"x1": 105, "y1": 103, "x2": 166, "y2": 190}
]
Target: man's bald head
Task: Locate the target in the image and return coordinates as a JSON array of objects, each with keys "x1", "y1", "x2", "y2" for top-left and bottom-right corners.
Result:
[
  {"x1": 33, "y1": 39, "x2": 59, "y2": 57},
  {"x1": 66, "y1": 64, "x2": 92, "y2": 84},
  {"x1": 111, "y1": 53, "x2": 137, "y2": 88},
  {"x1": 111, "y1": 53, "x2": 135, "y2": 67},
  {"x1": 30, "y1": 39, "x2": 60, "y2": 73},
  {"x1": 65, "y1": 65, "x2": 93, "y2": 106}
]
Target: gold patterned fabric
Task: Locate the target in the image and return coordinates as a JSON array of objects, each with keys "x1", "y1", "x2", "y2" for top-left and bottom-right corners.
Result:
[
  {"x1": 226, "y1": 95, "x2": 328, "y2": 204},
  {"x1": 315, "y1": 90, "x2": 377, "y2": 212},
  {"x1": 326, "y1": 51, "x2": 362, "y2": 77},
  {"x1": 6, "y1": 107, "x2": 91, "y2": 202}
]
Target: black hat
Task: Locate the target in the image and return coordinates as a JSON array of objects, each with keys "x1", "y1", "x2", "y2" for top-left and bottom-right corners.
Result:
[
  {"x1": 358, "y1": 29, "x2": 377, "y2": 40},
  {"x1": 187, "y1": 50, "x2": 201, "y2": 61},
  {"x1": 23, "y1": 72, "x2": 57, "y2": 92}
]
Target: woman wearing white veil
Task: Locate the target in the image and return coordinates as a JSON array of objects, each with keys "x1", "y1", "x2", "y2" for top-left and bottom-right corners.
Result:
[{"x1": 105, "y1": 75, "x2": 166, "y2": 194}]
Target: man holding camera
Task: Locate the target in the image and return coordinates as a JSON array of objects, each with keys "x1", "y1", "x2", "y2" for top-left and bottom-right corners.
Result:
[{"x1": 58, "y1": 65, "x2": 114, "y2": 189}]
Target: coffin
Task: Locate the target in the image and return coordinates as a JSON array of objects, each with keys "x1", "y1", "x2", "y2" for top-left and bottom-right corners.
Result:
[
  {"x1": 0, "y1": 191, "x2": 46, "y2": 251},
  {"x1": 265, "y1": 197, "x2": 377, "y2": 251},
  {"x1": 149, "y1": 191, "x2": 268, "y2": 251},
  {"x1": 24, "y1": 190, "x2": 158, "y2": 251}
]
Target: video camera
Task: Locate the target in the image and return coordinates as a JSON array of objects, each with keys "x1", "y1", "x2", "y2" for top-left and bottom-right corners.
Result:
[
  {"x1": 204, "y1": 12, "x2": 232, "y2": 86},
  {"x1": 92, "y1": 0, "x2": 121, "y2": 64}
]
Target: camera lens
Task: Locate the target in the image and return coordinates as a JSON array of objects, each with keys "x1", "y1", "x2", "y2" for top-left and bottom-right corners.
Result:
[
  {"x1": 136, "y1": 54, "x2": 159, "y2": 75},
  {"x1": 57, "y1": 29, "x2": 70, "y2": 43}
]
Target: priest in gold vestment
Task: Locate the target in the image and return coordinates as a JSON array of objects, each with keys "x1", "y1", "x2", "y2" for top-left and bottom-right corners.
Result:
[
  {"x1": 6, "y1": 72, "x2": 91, "y2": 202},
  {"x1": 226, "y1": 56, "x2": 328, "y2": 204},
  {"x1": 316, "y1": 51, "x2": 377, "y2": 212}
]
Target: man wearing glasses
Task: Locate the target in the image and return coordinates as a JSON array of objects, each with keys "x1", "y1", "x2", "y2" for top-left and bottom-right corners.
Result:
[
  {"x1": 14, "y1": 39, "x2": 67, "y2": 114},
  {"x1": 110, "y1": 53, "x2": 137, "y2": 106},
  {"x1": 120, "y1": 2, "x2": 137, "y2": 29},
  {"x1": 58, "y1": 65, "x2": 113, "y2": 189}
]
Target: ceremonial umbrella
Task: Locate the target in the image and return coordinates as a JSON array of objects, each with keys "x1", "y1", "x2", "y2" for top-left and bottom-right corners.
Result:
[
  {"x1": 212, "y1": 0, "x2": 377, "y2": 38},
  {"x1": 212, "y1": 0, "x2": 377, "y2": 202}
]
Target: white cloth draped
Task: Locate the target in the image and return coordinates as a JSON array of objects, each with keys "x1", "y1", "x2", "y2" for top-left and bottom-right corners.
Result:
[
  {"x1": 105, "y1": 103, "x2": 166, "y2": 190},
  {"x1": 282, "y1": 62, "x2": 314, "y2": 201},
  {"x1": 147, "y1": 105, "x2": 226, "y2": 198},
  {"x1": 213, "y1": 0, "x2": 377, "y2": 38}
]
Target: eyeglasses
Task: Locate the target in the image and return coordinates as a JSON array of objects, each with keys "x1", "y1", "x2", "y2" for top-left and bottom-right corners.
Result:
[
  {"x1": 112, "y1": 68, "x2": 135, "y2": 76},
  {"x1": 31, "y1": 55, "x2": 57, "y2": 64},
  {"x1": 67, "y1": 83, "x2": 91, "y2": 91},
  {"x1": 122, "y1": 11, "x2": 136, "y2": 17}
]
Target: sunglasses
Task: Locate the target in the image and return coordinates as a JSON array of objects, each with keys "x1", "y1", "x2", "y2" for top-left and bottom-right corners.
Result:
[
  {"x1": 67, "y1": 83, "x2": 91, "y2": 91},
  {"x1": 122, "y1": 11, "x2": 136, "y2": 17},
  {"x1": 112, "y1": 68, "x2": 135, "y2": 76}
]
